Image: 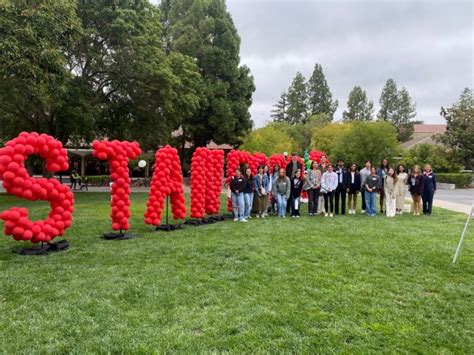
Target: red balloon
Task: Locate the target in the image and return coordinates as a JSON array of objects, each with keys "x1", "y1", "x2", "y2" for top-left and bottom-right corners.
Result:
[
  {"x1": 144, "y1": 145, "x2": 186, "y2": 226},
  {"x1": 93, "y1": 139, "x2": 142, "y2": 231},
  {"x1": 0, "y1": 132, "x2": 74, "y2": 243}
]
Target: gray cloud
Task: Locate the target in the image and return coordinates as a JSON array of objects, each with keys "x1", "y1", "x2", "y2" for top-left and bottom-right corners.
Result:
[{"x1": 227, "y1": 0, "x2": 473, "y2": 126}]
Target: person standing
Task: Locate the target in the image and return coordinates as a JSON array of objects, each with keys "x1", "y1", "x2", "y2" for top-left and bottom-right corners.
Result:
[
  {"x1": 230, "y1": 169, "x2": 246, "y2": 222},
  {"x1": 377, "y1": 159, "x2": 390, "y2": 214},
  {"x1": 347, "y1": 163, "x2": 361, "y2": 214},
  {"x1": 422, "y1": 164, "x2": 437, "y2": 216},
  {"x1": 364, "y1": 167, "x2": 380, "y2": 217},
  {"x1": 290, "y1": 169, "x2": 303, "y2": 217},
  {"x1": 334, "y1": 159, "x2": 349, "y2": 215},
  {"x1": 359, "y1": 160, "x2": 372, "y2": 213},
  {"x1": 270, "y1": 164, "x2": 280, "y2": 215},
  {"x1": 263, "y1": 165, "x2": 271, "y2": 217},
  {"x1": 254, "y1": 165, "x2": 270, "y2": 218},
  {"x1": 286, "y1": 152, "x2": 303, "y2": 179},
  {"x1": 304, "y1": 161, "x2": 322, "y2": 216},
  {"x1": 384, "y1": 168, "x2": 399, "y2": 217},
  {"x1": 317, "y1": 155, "x2": 329, "y2": 214},
  {"x1": 396, "y1": 165, "x2": 408, "y2": 214},
  {"x1": 243, "y1": 167, "x2": 254, "y2": 220},
  {"x1": 321, "y1": 165, "x2": 338, "y2": 217},
  {"x1": 272, "y1": 168, "x2": 291, "y2": 218},
  {"x1": 286, "y1": 153, "x2": 302, "y2": 213},
  {"x1": 408, "y1": 165, "x2": 424, "y2": 216}
]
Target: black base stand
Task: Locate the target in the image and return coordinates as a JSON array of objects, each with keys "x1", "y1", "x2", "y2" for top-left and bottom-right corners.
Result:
[
  {"x1": 184, "y1": 215, "x2": 226, "y2": 226},
  {"x1": 102, "y1": 231, "x2": 140, "y2": 240},
  {"x1": 13, "y1": 240, "x2": 69, "y2": 256},
  {"x1": 155, "y1": 223, "x2": 182, "y2": 232}
]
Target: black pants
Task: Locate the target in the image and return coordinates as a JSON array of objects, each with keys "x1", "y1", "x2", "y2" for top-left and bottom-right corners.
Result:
[
  {"x1": 308, "y1": 188, "x2": 320, "y2": 214},
  {"x1": 290, "y1": 196, "x2": 301, "y2": 216},
  {"x1": 335, "y1": 184, "x2": 346, "y2": 215},
  {"x1": 361, "y1": 189, "x2": 366, "y2": 210},
  {"x1": 323, "y1": 191, "x2": 335, "y2": 213},
  {"x1": 422, "y1": 190, "x2": 434, "y2": 214}
]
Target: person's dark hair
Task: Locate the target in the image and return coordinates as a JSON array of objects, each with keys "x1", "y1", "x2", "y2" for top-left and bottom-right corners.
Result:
[
  {"x1": 273, "y1": 164, "x2": 280, "y2": 172},
  {"x1": 245, "y1": 167, "x2": 252, "y2": 177},
  {"x1": 291, "y1": 152, "x2": 297, "y2": 157},
  {"x1": 350, "y1": 163, "x2": 357, "y2": 172},
  {"x1": 258, "y1": 165, "x2": 265, "y2": 173},
  {"x1": 388, "y1": 167, "x2": 398, "y2": 183},
  {"x1": 380, "y1": 159, "x2": 389, "y2": 169},
  {"x1": 365, "y1": 160, "x2": 372, "y2": 164},
  {"x1": 277, "y1": 168, "x2": 287, "y2": 182},
  {"x1": 338, "y1": 159, "x2": 344, "y2": 163},
  {"x1": 397, "y1": 164, "x2": 406, "y2": 174},
  {"x1": 310, "y1": 161, "x2": 318, "y2": 169}
]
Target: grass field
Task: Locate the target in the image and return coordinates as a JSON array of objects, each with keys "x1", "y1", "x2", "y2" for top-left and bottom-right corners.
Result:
[{"x1": 0, "y1": 192, "x2": 473, "y2": 353}]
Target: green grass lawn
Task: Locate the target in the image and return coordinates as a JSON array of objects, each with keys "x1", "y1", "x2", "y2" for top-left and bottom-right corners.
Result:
[{"x1": 0, "y1": 192, "x2": 473, "y2": 353}]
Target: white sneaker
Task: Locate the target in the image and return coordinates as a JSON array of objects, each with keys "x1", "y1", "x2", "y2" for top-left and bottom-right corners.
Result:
[
  {"x1": 256, "y1": 214, "x2": 260, "y2": 218},
  {"x1": 362, "y1": 209, "x2": 366, "y2": 213},
  {"x1": 233, "y1": 218, "x2": 238, "y2": 222},
  {"x1": 292, "y1": 215, "x2": 296, "y2": 218},
  {"x1": 296, "y1": 215, "x2": 300, "y2": 218},
  {"x1": 240, "y1": 219, "x2": 248, "y2": 223},
  {"x1": 324, "y1": 213, "x2": 328, "y2": 217},
  {"x1": 330, "y1": 213, "x2": 333, "y2": 217}
]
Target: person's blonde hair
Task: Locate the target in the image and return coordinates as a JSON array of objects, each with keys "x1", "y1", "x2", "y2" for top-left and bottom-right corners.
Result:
[
  {"x1": 424, "y1": 164, "x2": 432, "y2": 172},
  {"x1": 412, "y1": 164, "x2": 420, "y2": 174}
]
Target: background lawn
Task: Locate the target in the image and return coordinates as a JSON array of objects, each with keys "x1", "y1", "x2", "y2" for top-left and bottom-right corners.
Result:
[{"x1": 0, "y1": 192, "x2": 473, "y2": 353}]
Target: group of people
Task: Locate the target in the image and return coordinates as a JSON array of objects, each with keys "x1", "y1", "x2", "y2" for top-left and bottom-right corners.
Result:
[{"x1": 229, "y1": 153, "x2": 437, "y2": 222}]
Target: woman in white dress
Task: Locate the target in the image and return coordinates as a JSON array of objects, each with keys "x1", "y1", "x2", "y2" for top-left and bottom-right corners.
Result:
[{"x1": 396, "y1": 164, "x2": 408, "y2": 215}]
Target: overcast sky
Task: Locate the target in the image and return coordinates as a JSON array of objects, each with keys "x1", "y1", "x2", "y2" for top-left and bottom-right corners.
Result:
[{"x1": 225, "y1": 0, "x2": 473, "y2": 127}]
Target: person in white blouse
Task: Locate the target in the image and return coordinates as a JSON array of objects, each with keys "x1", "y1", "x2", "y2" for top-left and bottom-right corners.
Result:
[
  {"x1": 396, "y1": 164, "x2": 408, "y2": 214},
  {"x1": 321, "y1": 165, "x2": 338, "y2": 217}
]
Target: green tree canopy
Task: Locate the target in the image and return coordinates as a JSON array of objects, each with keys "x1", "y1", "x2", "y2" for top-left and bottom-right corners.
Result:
[
  {"x1": 240, "y1": 122, "x2": 295, "y2": 156},
  {"x1": 161, "y1": 0, "x2": 255, "y2": 148},
  {"x1": 0, "y1": 0, "x2": 83, "y2": 143},
  {"x1": 271, "y1": 92, "x2": 288, "y2": 122},
  {"x1": 343, "y1": 86, "x2": 374, "y2": 122},
  {"x1": 286, "y1": 72, "x2": 308, "y2": 125},
  {"x1": 307, "y1": 63, "x2": 338, "y2": 119},
  {"x1": 378, "y1": 78, "x2": 398, "y2": 122},
  {"x1": 400, "y1": 144, "x2": 463, "y2": 173},
  {"x1": 311, "y1": 123, "x2": 353, "y2": 158},
  {"x1": 441, "y1": 87, "x2": 474, "y2": 169}
]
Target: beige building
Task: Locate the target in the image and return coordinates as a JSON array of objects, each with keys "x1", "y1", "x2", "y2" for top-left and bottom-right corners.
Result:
[{"x1": 401, "y1": 124, "x2": 446, "y2": 150}]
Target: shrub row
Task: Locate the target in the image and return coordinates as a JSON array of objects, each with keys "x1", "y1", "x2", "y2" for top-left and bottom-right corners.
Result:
[{"x1": 436, "y1": 173, "x2": 473, "y2": 188}]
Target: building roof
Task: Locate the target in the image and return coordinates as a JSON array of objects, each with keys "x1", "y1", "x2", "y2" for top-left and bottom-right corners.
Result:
[{"x1": 414, "y1": 124, "x2": 446, "y2": 134}]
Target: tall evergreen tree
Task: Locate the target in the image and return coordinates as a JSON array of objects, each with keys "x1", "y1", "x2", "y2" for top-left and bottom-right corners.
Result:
[
  {"x1": 441, "y1": 88, "x2": 474, "y2": 169},
  {"x1": 307, "y1": 63, "x2": 338, "y2": 119},
  {"x1": 161, "y1": 0, "x2": 255, "y2": 148},
  {"x1": 286, "y1": 72, "x2": 308, "y2": 125},
  {"x1": 378, "y1": 78, "x2": 398, "y2": 121},
  {"x1": 271, "y1": 92, "x2": 288, "y2": 122},
  {"x1": 343, "y1": 86, "x2": 374, "y2": 121},
  {"x1": 393, "y1": 87, "x2": 417, "y2": 142}
]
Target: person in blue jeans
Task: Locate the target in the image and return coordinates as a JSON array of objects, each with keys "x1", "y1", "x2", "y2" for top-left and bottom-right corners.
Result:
[
  {"x1": 243, "y1": 167, "x2": 254, "y2": 220},
  {"x1": 272, "y1": 168, "x2": 291, "y2": 218},
  {"x1": 364, "y1": 167, "x2": 380, "y2": 217},
  {"x1": 230, "y1": 169, "x2": 246, "y2": 222},
  {"x1": 422, "y1": 164, "x2": 436, "y2": 215}
]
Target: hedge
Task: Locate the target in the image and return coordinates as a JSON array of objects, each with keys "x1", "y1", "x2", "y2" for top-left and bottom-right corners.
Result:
[{"x1": 436, "y1": 173, "x2": 473, "y2": 188}]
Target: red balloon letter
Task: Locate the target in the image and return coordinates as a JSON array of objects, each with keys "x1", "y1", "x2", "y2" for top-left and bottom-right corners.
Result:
[
  {"x1": 0, "y1": 132, "x2": 74, "y2": 243},
  {"x1": 92, "y1": 140, "x2": 141, "y2": 231},
  {"x1": 190, "y1": 148, "x2": 224, "y2": 218},
  {"x1": 144, "y1": 145, "x2": 186, "y2": 226}
]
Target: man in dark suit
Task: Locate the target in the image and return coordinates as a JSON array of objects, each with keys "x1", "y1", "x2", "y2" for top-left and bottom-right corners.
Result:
[
  {"x1": 285, "y1": 152, "x2": 302, "y2": 212},
  {"x1": 334, "y1": 159, "x2": 349, "y2": 215},
  {"x1": 285, "y1": 152, "x2": 302, "y2": 179}
]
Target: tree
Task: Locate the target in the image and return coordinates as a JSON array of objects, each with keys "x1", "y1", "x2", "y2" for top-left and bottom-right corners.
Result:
[
  {"x1": 0, "y1": 1, "x2": 84, "y2": 143},
  {"x1": 441, "y1": 88, "x2": 474, "y2": 169},
  {"x1": 335, "y1": 121, "x2": 399, "y2": 166},
  {"x1": 311, "y1": 123, "x2": 353, "y2": 158},
  {"x1": 71, "y1": 0, "x2": 201, "y2": 150},
  {"x1": 401, "y1": 144, "x2": 463, "y2": 173},
  {"x1": 342, "y1": 86, "x2": 374, "y2": 121},
  {"x1": 289, "y1": 113, "x2": 331, "y2": 153},
  {"x1": 393, "y1": 87, "x2": 417, "y2": 142},
  {"x1": 271, "y1": 92, "x2": 288, "y2": 122},
  {"x1": 286, "y1": 72, "x2": 308, "y2": 125},
  {"x1": 161, "y1": 0, "x2": 255, "y2": 148},
  {"x1": 240, "y1": 122, "x2": 296, "y2": 156},
  {"x1": 378, "y1": 79, "x2": 398, "y2": 121},
  {"x1": 307, "y1": 63, "x2": 338, "y2": 119}
]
